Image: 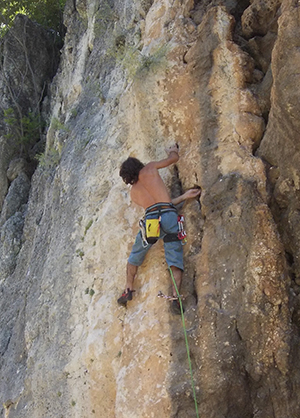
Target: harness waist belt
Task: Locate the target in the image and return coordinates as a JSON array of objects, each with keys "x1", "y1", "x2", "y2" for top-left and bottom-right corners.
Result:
[{"x1": 145, "y1": 202, "x2": 177, "y2": 215}]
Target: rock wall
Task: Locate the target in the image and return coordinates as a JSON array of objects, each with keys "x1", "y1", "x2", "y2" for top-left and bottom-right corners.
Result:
[
  {"x1": 1, "y1": 0, "x2": 300, "y2": 417},
  {"x1": 0, "y1": 14, "x2": 61, "y2": 209}
]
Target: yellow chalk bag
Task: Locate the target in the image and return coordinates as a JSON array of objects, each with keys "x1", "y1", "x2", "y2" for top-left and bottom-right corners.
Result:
[{"x1": 146, "y1": 218, "x2": 161, "y2": 239}]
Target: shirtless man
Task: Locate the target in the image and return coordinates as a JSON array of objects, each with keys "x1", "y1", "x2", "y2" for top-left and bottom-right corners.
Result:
[{"x1": 117, "y1": 144, "x2": 201, "y2": 314}]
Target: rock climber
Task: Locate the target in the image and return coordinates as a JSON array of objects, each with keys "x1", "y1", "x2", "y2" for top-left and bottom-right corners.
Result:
[{"x1": 117, "y1": 144, "x2": 201, "y2": 314}]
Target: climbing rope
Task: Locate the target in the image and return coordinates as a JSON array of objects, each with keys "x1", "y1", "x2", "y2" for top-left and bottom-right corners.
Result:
[{"x1": 169, "y1": 267, "x2": 200, "y2": 418}]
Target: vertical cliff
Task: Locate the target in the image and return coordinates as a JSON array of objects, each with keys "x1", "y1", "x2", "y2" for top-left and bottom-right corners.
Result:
[{"x1": 1, "y1": 0, "x2": 300, "y2": 417}]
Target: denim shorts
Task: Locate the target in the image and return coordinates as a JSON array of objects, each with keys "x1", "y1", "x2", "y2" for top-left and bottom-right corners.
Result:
[{"x1": 128, "y1": 210, "x2": 184, "y2": 271}]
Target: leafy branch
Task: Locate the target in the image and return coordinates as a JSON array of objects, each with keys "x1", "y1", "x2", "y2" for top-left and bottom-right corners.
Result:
[
  {"x1": 119, "y1": 43, "x2": 169, "y2": 79},
  {"x1": 0, "y1": 0, "x2": 66, "y2": 37},
  {"x1": 35, "y1": 146, "x2": 60, "y2": 171},
  {"x1": 3, "y1": 107, "x2": 42, "y2": 155}
]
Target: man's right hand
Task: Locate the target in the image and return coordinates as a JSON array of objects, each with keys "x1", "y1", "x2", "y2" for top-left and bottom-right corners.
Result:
[
  {"x1": 171, "y1": 188, "x2": 201, "y2": 206},
  {"x1": 183, "y1": 188, "x2": 201, "y2": 200}
]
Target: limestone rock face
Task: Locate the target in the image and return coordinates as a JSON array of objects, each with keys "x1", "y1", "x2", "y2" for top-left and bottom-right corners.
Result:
[
  {"x1": 242, "y1": 0, "x2": 281, "y2": 39},
  {"x1": 1, "y1": 1, "x2": 300, "y2": 418},
  {"x1": 258, "y1": 0, "x2": 300, "y2": 332}
]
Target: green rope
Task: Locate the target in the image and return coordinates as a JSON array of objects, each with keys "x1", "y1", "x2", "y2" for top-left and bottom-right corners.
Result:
[{"x1": 169, "y1": 267, "x2": 199, "y2": 418}]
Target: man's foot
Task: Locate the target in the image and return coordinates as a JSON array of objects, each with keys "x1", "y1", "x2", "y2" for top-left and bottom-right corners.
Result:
[
  {"x1": 117, "y1": 288, "x2": 134, "y2": 306},
  {"x1": 171, "y1": 299, "x2": 184, "y2": 315}
]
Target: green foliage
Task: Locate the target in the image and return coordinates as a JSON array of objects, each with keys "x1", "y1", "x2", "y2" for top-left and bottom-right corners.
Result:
[
  {"x1": 0, "y1": 0, "x2": 66, "y2": 36},
  {"x1": 70, "y1": 108, "x2": 78, "y2": 118},
  {"x1": 3, "y1": 107, "x2": 42, "y2": 154},
  {"x1": 35, "y1": 147, "x2": 61, "y2": 171},
  {"x1": 76, "y1": 249, "x2": 85, "y2": 259},
  {"x1": 117, "y1": 43, "x2": 169, "y2": 79},
  {"x1": 34, "y1": 115, "x2": 71, "y2": 171},
  {"x1": 84, "y1": 220, "x2": 93, "y2": 235},
  {"x1": 51, "y1": 117, "x2": 70, "y2": 133},
  {"x1": 85, "y1": 287, "x2": 95, "y2": 297}
]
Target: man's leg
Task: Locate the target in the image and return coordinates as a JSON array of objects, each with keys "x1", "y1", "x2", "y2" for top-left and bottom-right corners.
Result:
[
  {"x1": 170, "y1": 265, "x2": 183, "y2": 297},
  {"x1": 118, "y1": 230, "x2": 152, "y2": 306},
  {"x1": 161, "y1": 211, "x2": 184, "y2": 302},
  {"x1": 126, "y1": 262, "x2": 138, "y2": 290},
  {"x1": 164, "y1": 240, "x2": 184, "y2": 313},
  {"x1": 117, "y1": 262, "x2": 138, "y2": 305}
]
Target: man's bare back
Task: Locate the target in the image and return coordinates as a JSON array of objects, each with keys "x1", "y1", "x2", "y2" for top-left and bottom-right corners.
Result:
[
  {"x1": 130, "y1": 145, "x2": 201, "y2": 209},
  {"x1": 130, "y1": 164, "x2": 172, "y2": 209},
  {"x1": 129, "y1": 146, "x2": 180, "y2": 208}
]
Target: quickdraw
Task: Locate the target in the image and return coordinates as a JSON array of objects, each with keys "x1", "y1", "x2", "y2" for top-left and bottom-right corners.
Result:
[
  {"x1": 157, "y1": 290, "x2": 185, "y2": 301},
  {"x1": 177, "y1": 215, "x2": 187, "y2": 244}
]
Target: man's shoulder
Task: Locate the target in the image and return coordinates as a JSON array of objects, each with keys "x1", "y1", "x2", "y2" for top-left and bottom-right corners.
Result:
[{"x1": 140, "y1": 162, "x2": 159, "y2": 174}]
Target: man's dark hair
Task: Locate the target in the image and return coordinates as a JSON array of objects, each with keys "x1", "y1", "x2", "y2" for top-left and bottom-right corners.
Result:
[{"x1": 119, "y1": 157, "x2": 145, "y2": 185}]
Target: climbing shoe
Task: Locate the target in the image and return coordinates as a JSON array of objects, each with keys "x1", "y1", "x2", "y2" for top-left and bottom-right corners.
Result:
[
  {"x1": 117, "y1": 288, "x2": 134, "y2": 306},
  {"x1": 171, "y1": 299, "x2": 184, "y2": 315}
]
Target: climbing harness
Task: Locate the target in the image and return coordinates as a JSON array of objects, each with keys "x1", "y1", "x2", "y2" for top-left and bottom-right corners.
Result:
[
  {"x1": 168, "y1": 267, "x2": 200, "y2": 418},
  {"x1": 139, "y1": 203, "x2": 174, "y2": 247},
  {"x1": 145, "y1": 202, "x2": 177, "y2": 215},
  {"x1": 139, "y1": 203, "x2": 187, "y2": 247},
  {"x1": 163, "y1": 215, "x2": 187, "y2": 244}
]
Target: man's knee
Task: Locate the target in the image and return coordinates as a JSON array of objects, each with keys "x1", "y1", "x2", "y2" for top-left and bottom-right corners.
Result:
[{"x1": 170, "y1": 265, "x2": 183, "y2": 272}]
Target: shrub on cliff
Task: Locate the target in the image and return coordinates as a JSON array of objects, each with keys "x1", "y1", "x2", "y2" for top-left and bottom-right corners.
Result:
[{"x1": 0, "y1": 0, "x2": 66, "y2": 36}]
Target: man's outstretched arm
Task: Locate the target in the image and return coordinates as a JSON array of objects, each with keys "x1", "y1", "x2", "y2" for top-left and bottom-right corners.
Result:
[
  {"x1": 172, "y1": 188, "x2": 201, "y2": 206},
  {"x1": 145, "y1": 144, "x2": 180, "y2": 171}
]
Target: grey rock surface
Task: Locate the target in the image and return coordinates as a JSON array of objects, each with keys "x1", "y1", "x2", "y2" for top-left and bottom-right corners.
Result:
[{"x1": 0, "y1": 173, "x2": 31, "y2": 228}]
